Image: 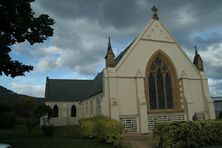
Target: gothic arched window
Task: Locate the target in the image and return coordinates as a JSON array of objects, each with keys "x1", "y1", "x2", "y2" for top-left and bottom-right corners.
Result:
[
  {"x1": 147, "y1": 56, "x2": 175, "y2": 110},
  {"x1": 90, "y1": 100, "x2": 93, "y2": 115},
  {"x1": 71, "y1": 105, "x2": 76, "y2": 117},
  {"x1": 52, "y1": 105, "x2": 58, "y2": 117}
]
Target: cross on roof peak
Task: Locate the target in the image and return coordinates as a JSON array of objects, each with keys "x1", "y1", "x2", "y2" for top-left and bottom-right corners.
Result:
[{"x1": 151, "y1": 5, "x2": 159, "y2": 20}]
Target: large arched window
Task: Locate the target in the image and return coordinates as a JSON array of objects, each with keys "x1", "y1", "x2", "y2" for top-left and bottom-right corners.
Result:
[
  {"x1": 147, "y1": 54, "x2": 177, "y2": 111},
  {"x1": 52, "y1": 105, "x2": 58, "y2": 117},
  {"x1": 71, "y1": 105, "x2": 76, "y2": 117}
]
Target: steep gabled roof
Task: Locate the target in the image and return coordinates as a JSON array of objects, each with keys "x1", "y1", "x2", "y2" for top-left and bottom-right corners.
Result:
[
  {"x1": 45, "y1": 72, "x2": 103, "y2": 102},
  {"x1": 82, "y1": 72, "x2": 103, "y2": 100},
  {"x1": 45, "y1": 79, "x2": 92, "y2": 102}
]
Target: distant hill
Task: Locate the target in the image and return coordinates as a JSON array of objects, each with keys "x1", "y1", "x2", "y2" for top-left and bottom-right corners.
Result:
[{"x1": 0, "y1": 85, "x2": 43, "y2": 105}]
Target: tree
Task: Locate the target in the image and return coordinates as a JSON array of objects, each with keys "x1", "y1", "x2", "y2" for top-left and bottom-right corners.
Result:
[
  {"x1": 0, "y1": 0, "x2": 55, "y2": 77},
  {"x1": 35, "y1": 103, "x2": 52, "y2": 126},
  {"x1": 14, "y1": 99, "x2": 38, "y2": 132},
  {"x1": 0, "y1": 103, "x2": 16, "y2": 129}
]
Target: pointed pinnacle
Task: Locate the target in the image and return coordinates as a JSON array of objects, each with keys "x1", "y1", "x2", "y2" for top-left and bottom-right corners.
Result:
[
  {"x1": 108, "y1": 36, "x2": 112, "y2": 50},
  {"x1": 195, "y1": 46, "x2": 198, "y2": 55}
]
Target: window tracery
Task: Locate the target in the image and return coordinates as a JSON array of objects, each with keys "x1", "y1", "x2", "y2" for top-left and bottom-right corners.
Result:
[{"x1": 148, "y1": 56, "x2": 174, "y2": 110}]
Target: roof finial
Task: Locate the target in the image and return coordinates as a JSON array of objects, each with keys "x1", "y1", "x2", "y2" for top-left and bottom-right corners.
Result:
[
  {"x1": 151, "y1": 4, "x2": 159, "y2": 20},
  {"x1": 108, "y1": 36, "x2": 111, "y2": 49},
  {"x1": 195, "y1": 45, "x2": 198, "y2": 55},
  {"x1": 105, "y1": 36, "x2": 115, "y2": 67}
]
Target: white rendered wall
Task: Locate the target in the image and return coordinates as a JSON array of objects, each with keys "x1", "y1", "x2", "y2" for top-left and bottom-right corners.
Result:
[{"x1": 45, "y1": 102, "x2": 80, "y2": 126}]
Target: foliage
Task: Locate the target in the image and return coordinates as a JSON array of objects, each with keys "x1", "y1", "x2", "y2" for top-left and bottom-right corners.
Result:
[
  {"x1": 0, "y1": 0, "x2": 54, "y2": 77},
  {"x1": 154, "y1": 120, "x2": 222, "y2": 148},
  {"x1": 41, "y1": 125, "x2": 55, "y2": 137},
  {"x1": 14, "y1": 98, "x2": 36, "y2": 118},
  {"x1": 35, "y1": 104, "x2": 52, "y2": 119},
  {"x1": 79, "y1": 118, "x2": 95, "y2": 138},
  {"x1": 35, "y1": 104, "x2": 52, "y2": 126},
  {"x1": 0, "y1": 111, "x2": 16, "y2": 129},
  {"x1": 104, "y1": 120, "x2": 123, "y2": 146},
  {"x1": 79, "y1": 116, "x2": 123, "y2": 146},
  {"x1": 14, "y1": 99, "x2": 52, "y2": 132},
  {"x1": 219, "y1": 111, "x2": 222, "y2": 119},
  {"x1": 0, "y1": 103, "x2": 16, "y2": 129}
]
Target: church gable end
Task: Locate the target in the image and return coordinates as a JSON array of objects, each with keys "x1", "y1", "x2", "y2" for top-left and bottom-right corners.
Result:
[{"x1": 141, "y1": 20, "x2": 175, "y2": 43}]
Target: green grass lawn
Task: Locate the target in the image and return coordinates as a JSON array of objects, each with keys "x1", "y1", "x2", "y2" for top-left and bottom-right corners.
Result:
[{"x1": 0, "y1": 126, "x2": 115, "y2": 148}]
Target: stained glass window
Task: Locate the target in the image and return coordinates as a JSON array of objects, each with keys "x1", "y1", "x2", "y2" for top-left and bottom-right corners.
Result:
[
  {"x1": 149, "y1": 73, "x2": 157, "y2": 109},
  {"x1": 148, "y1": 56, "x2": 174, "y2": 110}
]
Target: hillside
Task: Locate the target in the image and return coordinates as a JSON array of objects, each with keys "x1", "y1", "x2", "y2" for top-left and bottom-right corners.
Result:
[{"x1": 0, "y1": 85, "x2": 43, "y2": 105}]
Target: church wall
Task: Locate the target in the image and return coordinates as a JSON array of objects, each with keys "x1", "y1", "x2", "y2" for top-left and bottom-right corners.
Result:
[
  {"x1": 115, "y1": 40, "x2": 200, "y2": 80},
  {"x1": 45, "y1": 102, "x2": 80, "y2": 126},
  {"x1": 80, "y1": 93, "x2": 103, "y2": 118},
  {"x1": 113, "y1": 40, "x2": 209, "y2": 116},
  {"x1": 104, "y1": 32, "x2": 216, "y2": 128},
  {"x1": 117, "y1": 78, "x2": 138, "y2": 115},
  {"x1": 182, "y1": 79, "x2": 205, "y2": 112}
]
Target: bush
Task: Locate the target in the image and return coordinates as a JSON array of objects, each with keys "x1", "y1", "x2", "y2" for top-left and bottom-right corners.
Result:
[
  {"x1": 105, "y1": 120, "x2": 123, "y2": 145},
  {"x1": 154, "y1": 120, "x2": 222, "y2": 148},
  {"x1": 41, "y1": 125, "x2": 55, "y2": 137},
  {"x1": 0, "y1": 111, "x2": 16, "y2": 129},
  {"x1": 79, "y1": 118, "x2": 95, "y2": 138},
  {"x1": 79, "y1": 116, "x2": 123, "y2": 146},
  {"x1": 219, "y1": 111, "x2": 222, "y2": 119}
]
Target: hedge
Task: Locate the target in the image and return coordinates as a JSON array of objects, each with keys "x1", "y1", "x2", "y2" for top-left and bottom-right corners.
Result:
[
  {"x1": 79, "y1": 116, "x2": 123, "y2": 146},
  {"x1": 154, "y1": 120, "x2": 222, "y2": 148}
]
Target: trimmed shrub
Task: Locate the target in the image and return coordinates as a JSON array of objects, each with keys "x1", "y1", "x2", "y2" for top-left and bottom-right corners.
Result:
[
  {"x1": 154, "y1": 120, "x2": 222, "y2": 148},
  {"x1": 105, "y1": 120, "x2": 123, "y2": 145},
  {"x1": 94, "y1": 116, "x2": 109, "y2": 141},
  {"x1": 79, "y1": 116, "x2": 123, "y2": 146},
  {"x1": 79, "y1": 118, "x2": 95, "y2": 138}
]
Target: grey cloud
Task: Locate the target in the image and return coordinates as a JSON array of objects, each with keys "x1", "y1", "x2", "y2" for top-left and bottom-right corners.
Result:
[
  {"x1": 194, "y1": 33, "x2": 222, "y2": 48},
  {"x1": 31, "y1": 0, "x2": 222, "y2": 95},
  {"x1": 38, "y1": 0, "x2": 148, "y2": 29}
]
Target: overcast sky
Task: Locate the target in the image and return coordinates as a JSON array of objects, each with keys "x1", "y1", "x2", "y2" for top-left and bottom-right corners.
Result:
[{"x1": 0, "y1": 0, "x2": 222, "y2": 97}]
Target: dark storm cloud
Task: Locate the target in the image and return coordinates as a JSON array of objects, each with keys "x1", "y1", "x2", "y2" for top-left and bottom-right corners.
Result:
[
  {"x1": 38, "y1": 0, "x2": 148, "y2": 29},
  {"x1": 157, "y1": 0, "x2": 222, "y2": 48}
]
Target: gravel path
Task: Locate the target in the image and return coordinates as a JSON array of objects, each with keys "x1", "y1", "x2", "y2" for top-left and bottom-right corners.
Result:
[{"x1": 123, "y1": 133, "x2": 155, "y2": 148}]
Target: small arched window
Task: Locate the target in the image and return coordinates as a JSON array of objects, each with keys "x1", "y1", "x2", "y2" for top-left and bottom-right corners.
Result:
[
  {"x1": 52, "y1": 105, "x2": 58, "y2": 117},
  {"x1": 90, "y1": 100, "x2": 93, "y2": 114},
  {"x1": 71, "y1": 105, "x2": 76, "y2": 117}
]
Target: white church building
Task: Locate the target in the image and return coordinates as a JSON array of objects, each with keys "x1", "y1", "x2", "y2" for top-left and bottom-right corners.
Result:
[{"x1": 44, "y1": 6, "x2": 215, "y2": 133}]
